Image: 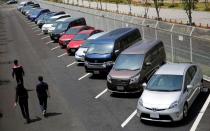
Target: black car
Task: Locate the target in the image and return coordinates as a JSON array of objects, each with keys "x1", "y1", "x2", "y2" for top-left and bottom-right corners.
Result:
[{"x1": 50, "y1": 17, "x2": 86, "y2": 42}]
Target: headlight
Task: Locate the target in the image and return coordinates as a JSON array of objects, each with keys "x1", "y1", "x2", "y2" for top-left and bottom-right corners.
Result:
[
  {"x1": 138, "y1": 98, "x2": 143, "y2": 106},
  {"x1": 169, "y1": 101, "x2": 178, "y2": 109},
  {"x1": 107, "y1": 75, "x2": 112, "y2": 83},
  {"x1": 129, "y1": 74, "x2": 140, "y2": 84}
]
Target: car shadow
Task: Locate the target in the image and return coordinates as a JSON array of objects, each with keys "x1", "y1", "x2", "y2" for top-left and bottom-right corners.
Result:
[
  {"x1": 141, "y1": 90, "x2": 210, "y2": 127},
  {"x1": 44, "y1": 112, "x2": 62, "y2": 118},
  {"x1": 110, "y1": 92, "x2": 142, "y2": 99},
  {"x1": 89, "y1": 73, "x2": 107, "y2": 80}
]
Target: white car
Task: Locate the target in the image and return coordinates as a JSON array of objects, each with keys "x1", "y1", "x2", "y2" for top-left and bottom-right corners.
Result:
[
  {"x1": 75, "y1": 32, "x2": 107, "y2": 62},
  {"x1": 137, "y1": 63, "x2": 203, "y2": 122},
  {"x1": 41, "y1": 14, "x2": 70, "y2": 34}
]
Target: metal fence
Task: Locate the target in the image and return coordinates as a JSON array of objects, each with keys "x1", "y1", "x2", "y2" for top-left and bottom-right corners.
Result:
[{"x1": 38, "y1": 0, "x2": 210, "y2": 77}]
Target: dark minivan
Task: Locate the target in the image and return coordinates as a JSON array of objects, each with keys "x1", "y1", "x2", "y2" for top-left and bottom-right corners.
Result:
[
  {"x1": 85, "y1": 28, "x2": 141, "y2": 74},
  {"x1": 107, "y1": 39, "x2": 166, "y2": 93},
  {"x1": 50, "y1": 17, "x2": 86, "y2": 42}
]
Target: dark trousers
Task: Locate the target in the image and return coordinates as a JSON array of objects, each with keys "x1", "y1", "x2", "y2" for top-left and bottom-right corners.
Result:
[
  {"x1": 38, "y1": 97, "x2": 47, "y2": 111},
  {"x1": 16, "y1": 76, "x2": 24, "y2": 84},
  {"x1": 19, "y1": 99, "x2": 29, "y2": 120}
]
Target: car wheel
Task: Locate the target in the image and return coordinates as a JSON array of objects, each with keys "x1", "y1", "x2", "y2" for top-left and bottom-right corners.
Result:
[{"x1": 183, "y1": 104, "x2": 188, "y2": 119}]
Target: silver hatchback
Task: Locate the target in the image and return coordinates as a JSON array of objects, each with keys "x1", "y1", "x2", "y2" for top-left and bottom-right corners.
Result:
[{"x1": 137, "y1": 63, "x2": 203, "y2": 122}]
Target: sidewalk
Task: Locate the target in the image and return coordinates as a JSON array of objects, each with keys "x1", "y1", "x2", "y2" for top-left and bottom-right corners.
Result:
[{"x1": 63, "y1": 0, "x2": 210, "y2": 26}]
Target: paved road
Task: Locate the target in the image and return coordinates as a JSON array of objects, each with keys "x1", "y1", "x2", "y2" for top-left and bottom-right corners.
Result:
[
  {"x1": 0, "y1": 2, "x2": 210, "y2": 131},
  {"x1": 63, "y1": 0, "x2": 210, "y2": 26}
]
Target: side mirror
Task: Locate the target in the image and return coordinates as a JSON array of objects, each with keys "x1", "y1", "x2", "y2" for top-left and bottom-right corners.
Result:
[
  {"x1": 142, "y1": 83, "x2": 147, "y2": 88},
  {"x1": 146, "y1": 62, "x2": 151, "y2": 66},
  {"x1": 187, "y1": 85, "x2": 193, "y2": 90},
  {"x1": 114, "y1": 50, "x2": 119, "y2": 54}
]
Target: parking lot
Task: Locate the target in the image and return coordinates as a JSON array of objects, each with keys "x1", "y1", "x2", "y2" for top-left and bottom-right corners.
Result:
[{"x1": 0, "y1": 1, "x2": 210, "y2": 131}]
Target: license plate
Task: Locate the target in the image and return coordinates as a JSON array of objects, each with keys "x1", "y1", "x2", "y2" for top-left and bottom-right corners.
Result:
[
  {"x1": 93, "y1": 71, "x2": 99, "y2": 74},
  {"x1": 150, "y1": 112, "x2": 159, "y2": 118},
  {"x1": 117, "y1": 86, "x2": 124, "y2": 90},
  {"x1": 71, "y1": 49, "x2": 76, "y2": 52}
]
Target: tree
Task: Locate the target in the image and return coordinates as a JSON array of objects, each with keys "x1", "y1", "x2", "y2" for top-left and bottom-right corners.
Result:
[
  {"x1": 143, "y1": 0, "x2": 150, "y2": 18},
  {"x1": 183, "y1": 0, "x2": 193, "y2": 26},
  {"x1": 153, "y1": 0, "x2": 163, "y2": 20},
  {"x1": 128, "y1": 0, "x2": 132, "y2": 14},
  {"x1": 205, "y1": 0, "x2": 209, "y2": 9}
]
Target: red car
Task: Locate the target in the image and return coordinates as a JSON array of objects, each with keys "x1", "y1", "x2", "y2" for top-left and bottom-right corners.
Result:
[
  {"x1": 66, "y1": 29, "x2": 103, "y2": 55},
  {"x1": 59, "y1": 25, "x2": 94, "y2": 48}
]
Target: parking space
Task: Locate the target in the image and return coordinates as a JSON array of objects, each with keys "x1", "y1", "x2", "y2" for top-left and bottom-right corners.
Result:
[{"x1": 0, "y1": 2, "x2": 210, "y2": 131}]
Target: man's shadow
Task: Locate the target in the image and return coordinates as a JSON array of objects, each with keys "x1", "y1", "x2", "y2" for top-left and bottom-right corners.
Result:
[
  {"x1": 27, "y1": 116, "x2": 42, "y2": 124},
  {"x1": 44, "y1": 112, "x2": 62, "y2": 118}
]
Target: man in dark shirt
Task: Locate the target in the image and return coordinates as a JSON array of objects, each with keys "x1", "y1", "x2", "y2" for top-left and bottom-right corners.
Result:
[
  {"x1": 36, "y1": 76, "x2": 49, "y2": 116},
  {"x1": 14, "y1": 83, "x2": 30, "y2": 123},
  {"x1": 12, "y1": 60, "x2": 25, "y2": 84}
]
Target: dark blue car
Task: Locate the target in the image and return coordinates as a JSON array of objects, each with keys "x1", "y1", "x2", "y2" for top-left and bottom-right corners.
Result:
[
  {"x1": 29, "y1": 8, "x2": 50, "y2": 22},
  {"x1": 84, "y1": 28, "x2": 141, "y2": 75}
]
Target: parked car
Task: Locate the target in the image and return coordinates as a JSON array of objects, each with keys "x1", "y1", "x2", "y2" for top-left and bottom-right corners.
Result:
[
  {"x1": 59, "y1": 25, "x2": 94, "y2": 48},
  {"x1": 37, "y1": 11, "x2": 65, "y2": 28},
  {"x1": 17, "y1": 1, "x2": 34, "y2": 11},
  {"x1": 137, "y1": 63, "x2": 203, "y2": 122},
  {"x1": 28, "y1": 8, "x2": 50, "y2": 22},
  {"x1": 75, "y1": 32, "x2": 107, "y2": 62},
  {"x1": 84, "y1": 28, "x2": 141, "y2": 75},
  {"x1": 41, "y1": 14, "x2": 70, "y2": 34},
  {"x1": 107, "y1": 40, "x2": 166, "y2": 93},
  {"x1": 6, "y1": 0, "x2": 17, "y2": 4},
  {"x1": 66, "y1": 29, "x2": 103, "y2": 55},
  {"x1": 35, "y1": 11, "x2": 51, "y2": 24},
  {"x1": 50, "y1": 17, "x2": 86, "y2": 42},
  {"x1": 21, "y1": 4, "x2": 40, "y2": 15}
]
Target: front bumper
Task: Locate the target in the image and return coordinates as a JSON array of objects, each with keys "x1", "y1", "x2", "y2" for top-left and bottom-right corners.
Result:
[
  {"x1": 50, "y1": 34, "x2": 60, "y2": 41},
  {"x1": 137, "y1": 105, "x2": 183, "y2": 122},
  {"x1": 75, "y1": 54, "x2": 85, "y2": 62},
  {"x1": 85, "y1": 62, "x2": 112, "y2": 73}
]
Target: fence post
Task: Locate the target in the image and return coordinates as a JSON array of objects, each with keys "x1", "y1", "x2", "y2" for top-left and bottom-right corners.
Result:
[
  {"x1": 142, "y1": 19, "x2": 145, "y2": 40},
  {"x1": 170, "y1": 24, "x2": 175, "y2": 63},
  {"x1": 155, "y1": 21, "x2": 159, "y2": 40},
  {"x1": 190, "y1": 27, "x2": 195, "y2": 62}
]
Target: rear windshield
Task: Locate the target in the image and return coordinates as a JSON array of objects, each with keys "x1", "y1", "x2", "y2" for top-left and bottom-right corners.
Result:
[
  {"x1": 73, "y1": 34, "x2": 89, "y2": 41},
  {"x1": 66, "y1": 28, "x2": 80, "y2": 35}
]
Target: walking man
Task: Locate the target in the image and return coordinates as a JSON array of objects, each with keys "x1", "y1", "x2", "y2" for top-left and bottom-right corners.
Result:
[
  {"x1": 14, "y1": 83, "x2": 30, "y2": 123},
  {"x1": 12, "y1": 60, "x2": 25, "y2": 84},
  {"x1": 36, "y1": 76, "x2": 50, "y2": 116}
]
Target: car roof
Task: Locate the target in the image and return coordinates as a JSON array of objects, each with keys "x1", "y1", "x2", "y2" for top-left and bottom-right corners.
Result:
[
  {"x1": 155, "y1": 63, "x2": 192, "y2": 75},
  {"x1": 87, "y1": 32, "x2": 107, "y2": 40},
  {"x1": 51, "y1": 14, "x2": 70, "y2": 19},
  {"x1": 121, "y1": 39, "x2": 162, "y2": 55},
  {"x1": 96, "y1": 28, "x2": 138, "y2": 42},
  {"x1": 56, "y1": 16, "x2": 71, "y2": 22},
  {"x1": 78, "y1": 29, "x2": 96, "y2": 34}
]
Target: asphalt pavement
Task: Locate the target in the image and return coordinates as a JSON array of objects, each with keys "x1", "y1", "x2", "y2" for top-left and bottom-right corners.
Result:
[{"x1": 0, "y1": 2, "x2": 210, "y2": 131}]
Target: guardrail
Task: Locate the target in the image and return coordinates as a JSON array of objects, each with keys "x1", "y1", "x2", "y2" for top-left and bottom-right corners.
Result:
[{"x1": 37, "y1": 0, "x2": 210, "y2": 80}]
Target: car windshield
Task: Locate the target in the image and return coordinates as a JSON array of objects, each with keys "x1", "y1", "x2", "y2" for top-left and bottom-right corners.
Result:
[
  {"x1": 87, "y1": 43, "x2": 113, "y2": 54},
  {"x1": 66, "y1": 28, "x2": 80, "y2": 35},
  {"x1": 146, "y1": 75, "x2": 183, "y2": 92},
  {"x1": 73, "y1": 34, "x2": 89, "y2": 41},
  {"x1": 46, "y1": 17, "x2": 56, "y2": 24},
  {"x1": 114, "y1": 54, "x2": 144, "y2": 70},
  {"x1": 81, "y1": 41, "x2": 92, "y2": 48},
  {"x1": 55, "y1": 22, "x2": 69, "y2": 31},
  {"x1": 31, "y1": 9, "x2": 40, "y2": 16}
]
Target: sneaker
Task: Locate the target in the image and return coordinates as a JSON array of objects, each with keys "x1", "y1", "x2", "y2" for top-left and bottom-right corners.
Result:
[{"x1": 42, "y1": 110, "x2": 46, "y2": 116}]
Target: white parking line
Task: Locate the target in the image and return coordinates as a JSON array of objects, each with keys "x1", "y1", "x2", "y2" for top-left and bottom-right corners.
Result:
[
  {"x1": 45, "y1": 41, "x2": 54, "y2": 45},
  {"x1": 32, "y1": 26, "x2": 38, "y2": 30},
  {"x1": 78, "y1": 73, "x2": 91, "y2": 80},
  {"x1": 41, "y1": 36, "x2": 50, "y2": 39},
  {"x1": 190, "y1": 94, "x2": 210, "y2": 131},
  {"x1": 36, "y1": 33, "x2": 43, "y2": 36},
  {"x1": 95, "y1": 88, "x2": 108, "y2": 99},
  {"x1": 30, "y1": 24, "x2": 36, "y2": 27},
  {"x1": 57, "y1": 52, "x2": 67, "y2": 58},
  {"x1": 51, "y1": 46, "x2": 60, "y2": 51},
  {"x1": 121, "y1": 110, "x2": 137, "y2": 128},
  {"x1": 27, "y1": 22, "x2": 33, "y2": 25},
  {"x1": 66, "y1": 61, "x2": 77, "y2": 67}
]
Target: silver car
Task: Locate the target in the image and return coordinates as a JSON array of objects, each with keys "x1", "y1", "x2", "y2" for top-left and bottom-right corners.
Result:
[{"x1": 137, "y1": 63, "x2": 203, "y2": 122}]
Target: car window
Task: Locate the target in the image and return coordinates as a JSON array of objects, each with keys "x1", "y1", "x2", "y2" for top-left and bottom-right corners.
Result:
[
  {"x1": 189, "y1": 66, "x2": 197, "y2": 79},
  {"x1": 184, "y1": 68, "x2": 193, "y2": 90}
]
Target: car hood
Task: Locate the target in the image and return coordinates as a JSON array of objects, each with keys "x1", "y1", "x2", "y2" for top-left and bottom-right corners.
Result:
[
  {"x1": 68, "y1": 40, "x2": 85, "y2": 48},
  {"x1": 141, "y1": 90, "x2": 181, "y2": 109},
  {"x1": 109, "y1": 69, "x2": 139, "y2": 79},
  {"x1": 85, "y1": 53, "x2": 112, "y2": 61},
  {"x1": 60, "y1": 34, "x2": 75, "y2": 41},
  {"x1": 75, "y1": 47, "x2": 88, "y2": 56}
]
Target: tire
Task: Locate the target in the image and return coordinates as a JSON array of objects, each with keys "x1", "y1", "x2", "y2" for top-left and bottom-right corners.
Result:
[{"x1": 183, "y1": 103, "x2": 188, "y2": 120}]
